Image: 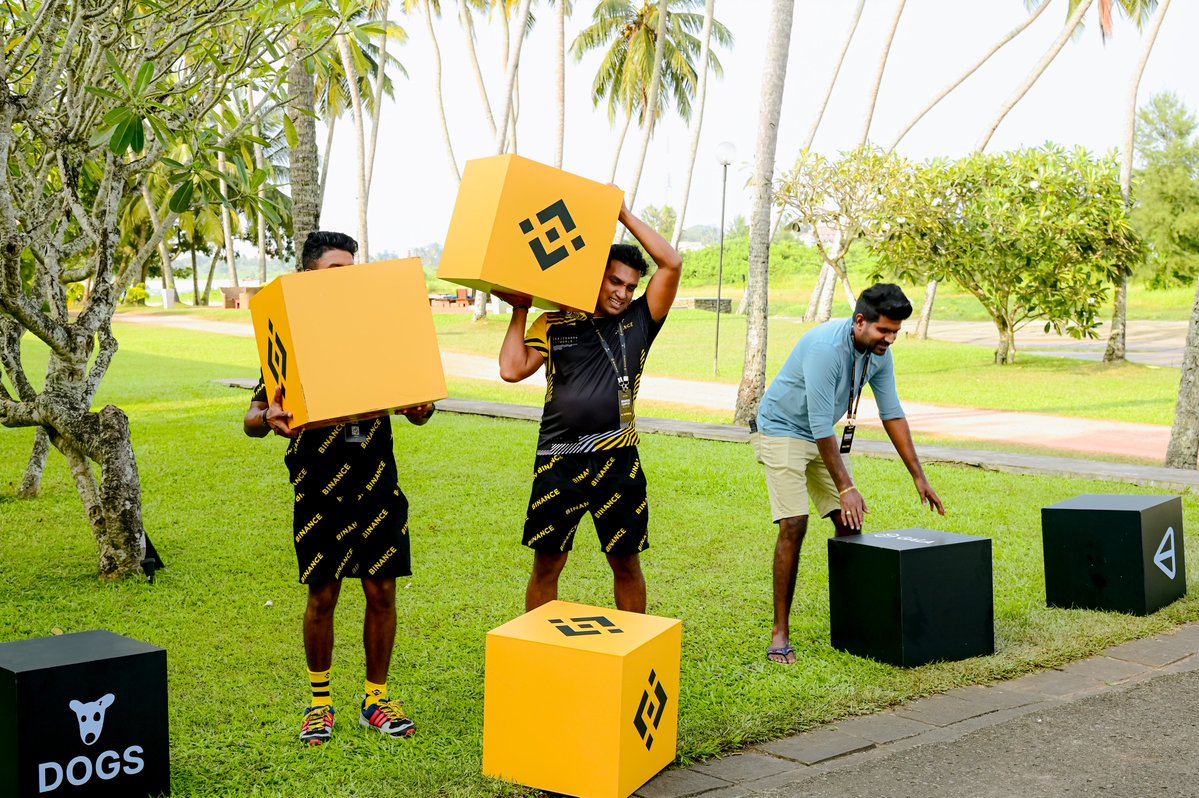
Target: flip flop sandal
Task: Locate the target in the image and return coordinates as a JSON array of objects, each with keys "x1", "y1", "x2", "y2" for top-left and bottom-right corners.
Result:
[{"x1": 766, "y1": 644, "x2": 796, "y2": 664}]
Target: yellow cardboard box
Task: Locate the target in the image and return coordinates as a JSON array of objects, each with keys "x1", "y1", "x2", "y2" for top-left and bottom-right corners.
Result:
[
  {"x1": 438, "y1": 154, "x2": 624, "y2": 311},
  {"x1": 483, "y1": 601, "x2": 682, "y2": 798},
  {"x1": 249, "y1": 259, "x2": 447, "y2": 430}
]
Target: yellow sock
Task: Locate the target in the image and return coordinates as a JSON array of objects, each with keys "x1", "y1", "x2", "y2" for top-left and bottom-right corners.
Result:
[
  {"x1": 364, "y1": 679, "x2": 387, "y2": 706},
  {"x1": 308, "y1": 668, "x2": 332, "y2": 708}
]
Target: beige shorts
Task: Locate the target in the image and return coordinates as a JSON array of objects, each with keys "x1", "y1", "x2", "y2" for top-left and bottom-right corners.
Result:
[{"x1": 750, "y1": 432, "x2": 853, "y2": 522}]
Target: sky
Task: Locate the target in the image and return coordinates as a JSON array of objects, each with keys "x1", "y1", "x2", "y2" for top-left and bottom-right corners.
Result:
[{"x1": 315, "y1": 1, "x2": 1199, "y2": 258}]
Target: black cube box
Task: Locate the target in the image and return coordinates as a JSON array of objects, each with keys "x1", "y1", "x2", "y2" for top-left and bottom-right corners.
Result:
[
  {"x1": 0, "y1": 630, "x2": 170, "y2": 797},
  {"x1": 1042, "y1": 494, "x2": 1186, "y2": 616},
  {"x1": 828, "y1": 529, "x2": 994, "y2": 667}
]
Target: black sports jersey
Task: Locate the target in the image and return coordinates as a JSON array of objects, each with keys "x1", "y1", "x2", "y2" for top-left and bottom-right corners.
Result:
[{"x1": 524, "y1": 295, "x2": 663, "y2": 455}]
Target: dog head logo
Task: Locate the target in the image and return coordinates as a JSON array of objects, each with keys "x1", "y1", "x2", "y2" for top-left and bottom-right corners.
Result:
[
  {"x1": 69, "y1": 694, "x2": 115, "y2": 746},
  {"x1": 520, "y1": 199, "x2": 587, "y2": 271}
]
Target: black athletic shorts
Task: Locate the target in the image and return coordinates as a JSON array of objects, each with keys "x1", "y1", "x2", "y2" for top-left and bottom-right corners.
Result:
[{"x1": 522, "y1": 448, "x2": 649, "y2": 556}]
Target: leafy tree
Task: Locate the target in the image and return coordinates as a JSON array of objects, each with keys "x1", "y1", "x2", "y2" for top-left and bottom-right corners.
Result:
[
  {"x1": 873, "y1": 145, "x2": 1143, "y2": 365},
  {"x1": 639, "y1": 204, "x2": 678, "y2": 239},
  {"x1": 1131, "y1": 92, "x2": 1199, "y2": 287},
  {"x1": 1, "y1": 0, "x2": 293, "y2": 577}
]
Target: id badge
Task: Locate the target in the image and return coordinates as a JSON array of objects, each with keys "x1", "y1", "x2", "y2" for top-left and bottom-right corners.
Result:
[
  {"x1": 839, "y1": 424, "x2": 855, "y2": 454},
  {"x1": 618, "y1": 388, "x2": 635, "y2": 429},
  {"x1": 344, "y1": 423, "x2": 367, "y2": 443}
]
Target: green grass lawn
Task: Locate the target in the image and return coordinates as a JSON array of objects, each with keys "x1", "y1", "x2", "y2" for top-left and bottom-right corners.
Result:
[{"x1": 2, "y1": 324, "x2": 1198, "y2": 797}]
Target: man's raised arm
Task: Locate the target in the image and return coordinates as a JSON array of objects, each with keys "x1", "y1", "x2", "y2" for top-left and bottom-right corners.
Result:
[
  {"x1": 619, "y1": 202, "x2": 683, "y2": 322},
  {"x1": 495, "y1": 290, "x2": 546, "y2": 382}
]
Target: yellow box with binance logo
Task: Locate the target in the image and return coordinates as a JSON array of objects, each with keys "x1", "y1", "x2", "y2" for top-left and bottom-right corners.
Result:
[
  {"x1": 437, "y1": 154, "x2": 624, "y2": 312},
  {"x1": 248, "y1": 259, "x2": 447, "y2": 431},
  {"x1": 483, "y1": 600, "x2": 682, "y2": 798}
]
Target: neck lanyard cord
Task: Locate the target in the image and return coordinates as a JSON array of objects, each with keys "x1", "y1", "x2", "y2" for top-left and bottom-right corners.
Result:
[{"x1": 591, "y1": 318, "x2": 630, "y2": 388}]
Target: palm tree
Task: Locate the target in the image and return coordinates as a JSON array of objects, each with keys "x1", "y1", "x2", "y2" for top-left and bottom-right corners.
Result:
[
  {"x1": 572, "y1": 1, "x2": 731, "y2": 191},
  {"x1": 669, "y1": 0, "x2": 717, "y2": 249},
  {"x1": 403, "y1": 0, "x2": 460, "y2": 183},
  {"x1": 859, "y1": 0, "x2": 907, "y2": 147},
  {"x1": 734, "y1": 0, "x2": 794, "y2": 425}
]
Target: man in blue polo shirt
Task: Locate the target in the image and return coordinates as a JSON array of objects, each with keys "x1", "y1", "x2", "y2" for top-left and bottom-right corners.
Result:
[{"x1": 752, "y1": 283, "x2": 945, "y2": 664}]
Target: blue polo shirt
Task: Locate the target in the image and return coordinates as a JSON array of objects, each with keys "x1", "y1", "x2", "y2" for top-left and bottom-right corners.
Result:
[{"x1": 757, "y1": 317, "x2": 905, "y2": 442}]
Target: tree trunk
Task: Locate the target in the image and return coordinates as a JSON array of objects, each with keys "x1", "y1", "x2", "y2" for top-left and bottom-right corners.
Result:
[
  {"x1": 426, "y1": 0, "x2": 461, "y2": 183},
  {"x1": 1166, "y1": 276, "x2": 1199, "y2": 469},
  {"x1": 288, "y1": 32, "x2": 322, "y2": 256},
  {"x1": 336, "y1": 32, "x2": 370, "y2": 261},
  {"x1": 554, "y1": 0, "x2": 566, "y2": 168},
  {"x1": 815, "y1": 264, "x2": 837, "y2": 323},
  {"x1": 319, "y1": 115, "x2": 336, "y2": 211},
  {"x1": 624, "y1": 0, "x2": 670, "y2": 214},
  {"x1": 366, "y1": 0, "x2": 391, "y2": 198},
  {"x1": 994, "y1": 317, "x2": 1017, "y2": 365},
  {"x1": 141, "y1": 185, "x2": 177, "y2": 304},
  {"x1": 671, "y1": 0, "x2": 716, "y2": 251},
  {"x1": 1105, "y1": 0, "x2": 1171, "y2": 363},
  {"x1": 804, "y1": 262, "x2": 830, "y2": 322},
  {"x1": 217, "y1": 150, "x2": 238, "y2": 288},
  {"x1": 888, "y1": 0, "x2": 1049, "y2": 152},
  {"x1": 734, "y1": 0, "x2": 794, "y2": 425},
  {"x1": 609, "y1": 110, "x2": 634, "y2": 182},
  {"x1": 189, "y1": 244, "x2": 199, "y2": 306},
  {"x1": 91, "y1": 405, "x2": 148, "y2": 577},
  {"x1": 18, "y1": 426, "x2": 51, "y2": 498},
  {"x1": 254, "y1": 124, "x2": 268, "y2": 283},
  {"x1": 977, "y1": 0, "x2": 1093, "y2": 152},
  {"x1": 859, "y1": 0, "x2": 906, "y2": 146},
  {"x1": 914, "y1": 279, "x2": 937, "y2": 340},
  {"x1": 459, "y1": 0, "x2": 497, "y2": 138},
  {"x1": 803, "y1": 0, "x2": 864, "y2": 152},
  {"x1": 201, "y1": 247, "x2": 220, "y2": 307}
]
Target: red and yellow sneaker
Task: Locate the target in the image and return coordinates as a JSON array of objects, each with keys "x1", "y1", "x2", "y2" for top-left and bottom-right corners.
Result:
[
  {"x1": 360, "y1": 696, "x2": 415, "y2": 738},
  {"x1": 299, "y1": 704, "x2": 335, "y2": 745}
]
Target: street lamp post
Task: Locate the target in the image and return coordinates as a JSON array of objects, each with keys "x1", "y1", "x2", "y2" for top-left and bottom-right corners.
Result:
[{"x1": 714, "y1": 141, "x2": 736, "y2": 375}]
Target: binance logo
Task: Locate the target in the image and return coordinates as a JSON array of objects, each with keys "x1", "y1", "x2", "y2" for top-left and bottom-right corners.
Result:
[
  {"x1": 633, "y1": 669, "x2": 668, "y2": 751},
  {"x1": 267, "y1": 319, "x2": 288, "y2": 391},
  {"x1": 520, "y1": 199, "x2": 586, "y2": 271},
  {"x1": 548, "y1": 615, "x2": 624, "y2": 637}
]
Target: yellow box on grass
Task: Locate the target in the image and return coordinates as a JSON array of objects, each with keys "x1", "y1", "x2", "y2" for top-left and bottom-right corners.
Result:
[
  {"x1": 249, "y1": 259, "x2": 447, "y2": 430},
  {"x1": 438, "y1": 154, "x2": 624, "y2": 311},
  {"x1": 483, "y1": 600, "x2": 682, "y2": 798}
]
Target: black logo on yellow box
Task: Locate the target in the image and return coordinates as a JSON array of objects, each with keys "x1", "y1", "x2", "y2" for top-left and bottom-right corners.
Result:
[
  {"x1": 267, "y1": 319, "x2": 288, "y2": 392},
  {"x1": 633, "y1": 669, "x2": 668, "y2": 750},
  {"x1": 520, "y1": 199, "x2": 586, "y2": 270},
  {"x1": 548, "y1": 615, "x2": 624, "y2": 636}
]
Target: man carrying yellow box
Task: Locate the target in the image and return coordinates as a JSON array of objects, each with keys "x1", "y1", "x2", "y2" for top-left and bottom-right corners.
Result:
[
  {"x1": 243, "y1": 231, "x2": 435, "y2": 745},
  {"x1": 497, "y1": 199, "x2": 682, "y2": 614}
]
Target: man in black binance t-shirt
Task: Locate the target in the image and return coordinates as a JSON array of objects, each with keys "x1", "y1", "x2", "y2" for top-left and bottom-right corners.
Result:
[{"x1": 496, "y1": 199, "x2": 682, "y2": 613}]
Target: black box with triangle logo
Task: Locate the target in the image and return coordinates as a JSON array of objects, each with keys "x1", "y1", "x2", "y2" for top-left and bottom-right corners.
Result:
[
  {"x1": 0, "y1": 629, "x2": 170, "y2": 797},
  {"x1": 1042, "y1": 494, "x2": 1186, "y2": 616}
]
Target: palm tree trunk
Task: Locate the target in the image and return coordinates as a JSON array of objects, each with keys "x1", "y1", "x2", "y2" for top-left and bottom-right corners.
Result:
[
  {"x1": 609, "y1": 110, "x2": 634, "y2": 182},
  {"x1": 624, "y1": 0, "x2": 670, "y2": 214},
  {"x1": 460, "y1": 0, "x2": 497, "y2": 138},
  {"x1": 1166, "y1": 275, "x2": 1199, "y2": 469},
  {"x1": 425, "y1": 0, "x2": 461, "y2": 183},
  {"x1": 977, "y1": 0, "x2": 1093, "y2": 152},
  {"x1": 888, "y1": 0, "x2": 1050, "y2": 153},
  {"x1": 804, "y1": 0, "x2": 864, "y2": 151},
  {"x1": 337, "y1": 32, "x2": 370, "y2": 261},
  {"x1": 671, "y1": 0, "x2": 716, "y2": 251},
  {"x1": 366, "y1": 0, "x2": 390, "y2": 197},
  {"x1": 319, "y1": 115, "x2": 336, "y2": 211},
  {"x1": 140, "y1": 184, "x2": 177, "y2": 303},
  {"x1": 253, "y1": 123, "x2": 267, "y2": 283},
  {"x1": 1105, "y1": 0, "x2": 1172, "y2": 363},
  {"x1": 554, "y1": 0, "x2": 566, "y2": 167},
  {"x1": 735, "y1": 0, "x2": 794, "y2": 425},
  {"x1": 859, "y1": 0, "x2": 907, "y2": 147},
  {"x1": 217, "y1": 150, "x2": 238, "y2": 288},
  {"x1": 288, "y1": 31, "x2": 322, "y2": 254}
]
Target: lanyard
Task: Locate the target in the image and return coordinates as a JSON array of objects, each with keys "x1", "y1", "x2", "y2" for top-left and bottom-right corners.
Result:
[
  {"x1": 846, "y1": 337, "x2": 871, "y2": 424},
  {"x1": 590, "y1": 318, "x2": 630, "y2": 391}
]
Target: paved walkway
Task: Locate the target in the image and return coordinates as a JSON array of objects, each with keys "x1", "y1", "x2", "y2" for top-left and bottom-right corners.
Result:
[
  {"x1": 635, "y1": 624, "x2": 1199, "y2": 798},
  {"x1": 925, "y1": 319, "x2": 1187, "y2": 368},
  {"x1": 122, "y1": 312, "x2": 1179, "y2": 462}
]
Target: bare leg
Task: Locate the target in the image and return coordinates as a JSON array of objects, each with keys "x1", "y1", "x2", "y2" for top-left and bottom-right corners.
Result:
[
  {"x1": 304, "y1": 580, "x2": 343, "y2": 671},
  {"x1": 770, "y1": 515, "x2": 808, "y2": 664},
  {"x1": 361, "y1": 577, "x2": 397, "y2": 685},
  {"x1": 606, "y1": 553, "x2": 646, "y2": 613},
  {"x1": 526, "y1": 550, "x2": 570, "y2": 611}
]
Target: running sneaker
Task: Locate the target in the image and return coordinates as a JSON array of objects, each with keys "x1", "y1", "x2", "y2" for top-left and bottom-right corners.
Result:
[
  {"x1": 360, "y1": 696, "x2": 416, "y2": 738},
  {"x1": 299, "y1": 704, "x2": 335, "y2": 745}
]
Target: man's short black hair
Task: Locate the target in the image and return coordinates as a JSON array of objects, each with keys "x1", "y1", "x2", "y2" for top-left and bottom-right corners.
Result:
[
  {"x1": 855, "y1": 283, "x2": 913, "y2": 322},
  {"x1": 301, "y1": 231, "x2": 358, "y2": 271},
  {"x1": 608, "y1": 243, "x2": 650, "y2": 276}
]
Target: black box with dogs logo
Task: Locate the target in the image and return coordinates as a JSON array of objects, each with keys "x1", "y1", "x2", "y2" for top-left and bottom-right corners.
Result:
[{"x1": 0, "y1": 629, "x2": 169, "y2": 796}]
